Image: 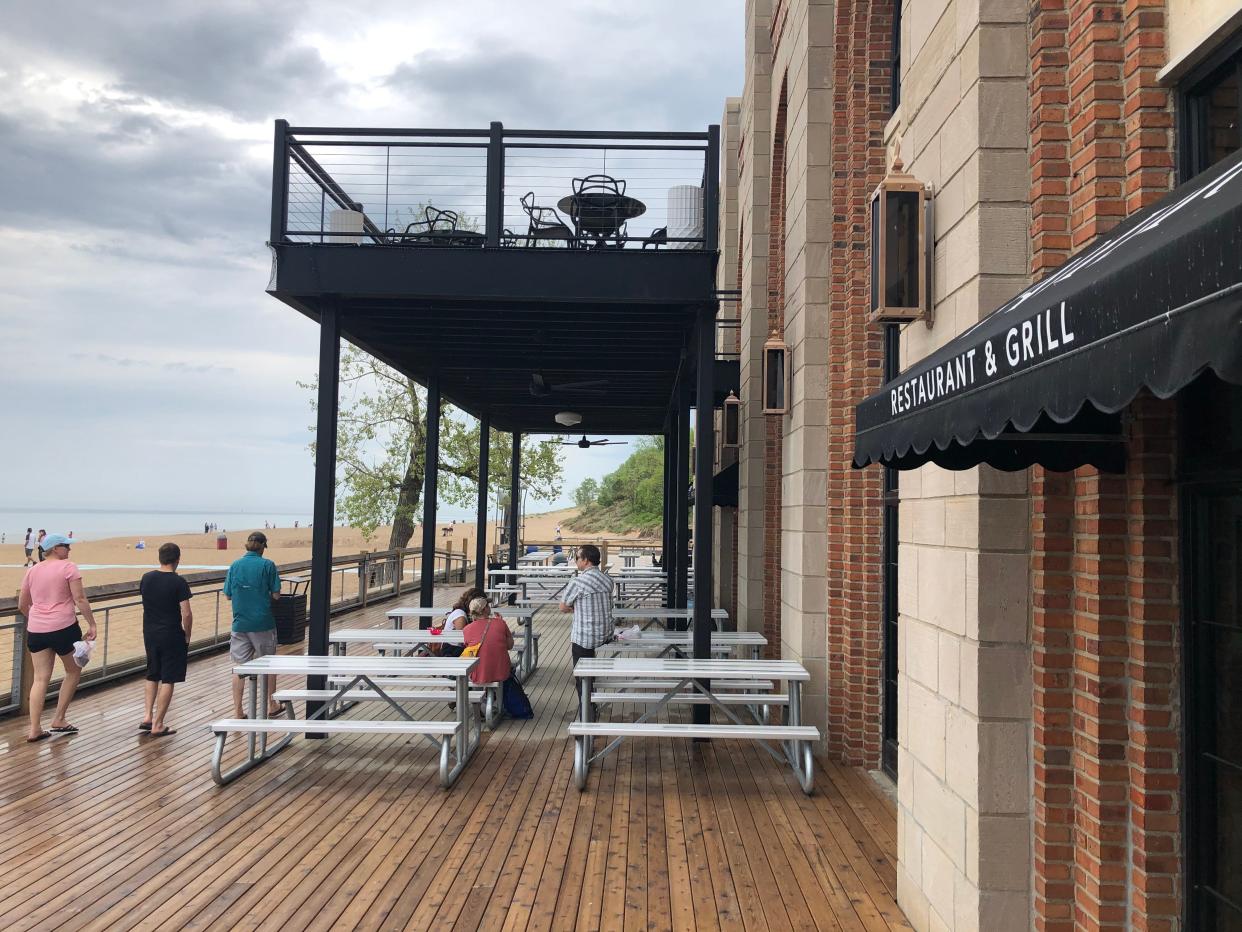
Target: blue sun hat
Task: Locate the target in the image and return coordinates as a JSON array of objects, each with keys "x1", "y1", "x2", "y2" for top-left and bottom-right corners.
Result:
[{"x1": 41, "y1": 534, "x2": 75, "y2": 550}]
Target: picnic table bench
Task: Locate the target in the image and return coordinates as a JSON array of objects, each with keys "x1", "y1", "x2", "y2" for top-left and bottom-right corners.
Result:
[
  {"x1": 209, "y1": 655, "x2": 480, "y2": 789},
  {"x1": 332, "y1": 624, "x2": 537, "y2": 688},
  {"x1": 569, "y1": 657, "x2": 817, "y2": 794}
]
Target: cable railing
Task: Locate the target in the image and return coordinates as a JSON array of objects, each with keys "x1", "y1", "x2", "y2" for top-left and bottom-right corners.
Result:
[
  {"x1": 0, "y1": 546, "x2": 473, "y2": 717},
  {"x1": 272, "y1": 122, "x2": 720, "y2": 253}
]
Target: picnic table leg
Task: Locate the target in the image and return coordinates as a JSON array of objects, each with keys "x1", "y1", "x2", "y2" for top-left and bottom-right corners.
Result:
[
  {"x1": 246, "y1": 675, "x2": 258, "y2": 760},
  {"x1": 574, "y1": 674, "x2": 593, "y2": 790},
  {"x1": 788, "y1": 680, "x2": 814, "y2": 795}
]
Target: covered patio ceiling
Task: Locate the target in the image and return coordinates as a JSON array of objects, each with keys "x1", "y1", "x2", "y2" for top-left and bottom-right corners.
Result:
[{"x1": 282, "y1": 296, "x2": 699, "y2": 436}]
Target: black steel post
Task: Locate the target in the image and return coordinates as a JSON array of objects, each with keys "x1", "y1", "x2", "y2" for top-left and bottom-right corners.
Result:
[
  {"x1": 420, "y1": 373, "x2": 441, "y2": 614},
  {"x1": 306, "y1": 303, "x2": 340, "y2": 727},
  {"x1": 474, "y1": 413, "x2": 490, "y2": 590},
  {"x1": 485, "y1": 121, "x2": 504, "y2": 248},
  {"x1": 693, "y1": 305, "x2": 716, "y2": 680},
  {"x1": 270, "y1": 119, "x2": 289, "y2": 246},
  {"x1": 508, "y1": 433, "x2": 521, "y2": 568},
  {"x1": 661, "y1": 432, "x2": 673, "y2": 607},
  {"x1": 704, "y1": 124, "x2": 720, "y2": 251},
  {"x1": 673, "y1": 375, "x2": 691, "y2": 612}
]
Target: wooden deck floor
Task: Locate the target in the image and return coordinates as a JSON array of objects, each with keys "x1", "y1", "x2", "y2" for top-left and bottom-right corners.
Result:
[{"x1": 0, "y1": 603, "x2": 910, "y2": 931}]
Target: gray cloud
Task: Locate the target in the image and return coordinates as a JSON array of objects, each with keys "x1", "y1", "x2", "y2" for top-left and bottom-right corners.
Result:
[
  {"x1": 0, "y1": 0, "x2": 742, "y2": 514},
  {"x1": 2, "y1": 2, "x2": 346, "y2": 119}
]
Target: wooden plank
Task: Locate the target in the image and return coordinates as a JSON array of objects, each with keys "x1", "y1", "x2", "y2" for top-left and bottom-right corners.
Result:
[{"x1": 0, "y1": 601, "x2": 910, "y2": 931}]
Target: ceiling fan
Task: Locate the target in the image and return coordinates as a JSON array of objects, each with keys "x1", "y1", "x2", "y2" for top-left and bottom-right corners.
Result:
[
  {"x1": 529, "y1": 372, "x2": 608, "y2": 397},
  {"x1": 559, "y1": 435, "x2": 628, "y2": 449}
]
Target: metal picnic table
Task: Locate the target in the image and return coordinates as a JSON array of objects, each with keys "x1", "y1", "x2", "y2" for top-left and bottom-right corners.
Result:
[
  {"x1": 337, "y1": 617, "x2": 539, "y2": 682},
  {"x1": 604, "y1": 629, "x2": 766, "y2": 659},
  {"x1": 569, "y1": 657, "x2": 817, "y2": 793},
  {"x1": 611, "y1": 607, "x2": 729, "y2": 630},
  {"x1": 210, "y1": 654, "x2": 480, "y2": 788}
]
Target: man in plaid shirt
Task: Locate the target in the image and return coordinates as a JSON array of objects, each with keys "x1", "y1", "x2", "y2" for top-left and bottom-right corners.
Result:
[{"x1": 559, "y1": 544, "x2": 614, "y2": 697}]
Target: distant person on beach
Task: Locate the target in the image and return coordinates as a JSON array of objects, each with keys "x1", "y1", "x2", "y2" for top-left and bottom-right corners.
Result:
[
  {"x1": 138, "y1": 543, "x2": 192, "y2": 737},
  {"x1": 36, "y1": 529, "x2": 46, "y2": 562},
  {"x1": 24, "y1": 527, "x2": 36, "y2": 567},
  {"x1": 204, "y1": 522, "x2": 210, "y2": 534},
  {"x1": 223, "y1": 531, "x2": 282, "y2": 718},
  {"x1": 19, "y1": 534, "x2": 97, "y2": 742}
]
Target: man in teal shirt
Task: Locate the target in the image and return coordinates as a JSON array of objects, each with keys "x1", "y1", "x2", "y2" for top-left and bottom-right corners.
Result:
[{"x1": 223, "y1": 531, "x2": 282, "y2": 717}]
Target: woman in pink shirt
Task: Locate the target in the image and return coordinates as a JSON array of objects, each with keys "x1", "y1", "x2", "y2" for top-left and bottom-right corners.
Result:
[
  {"x1": 461, "y1": 596, "x2": 514, "y2": 685},
  {"x1": 18, "y1": 534, "x2": 98, "y2": 742}
]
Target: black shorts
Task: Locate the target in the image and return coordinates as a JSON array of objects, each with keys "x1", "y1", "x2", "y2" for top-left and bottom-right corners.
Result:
[
  {"x1": 144, "y1": 633, "x2": 188, "y2": 683},
  {"x1": 27, "y1": 623, "x2": 82, "y2": 656}
]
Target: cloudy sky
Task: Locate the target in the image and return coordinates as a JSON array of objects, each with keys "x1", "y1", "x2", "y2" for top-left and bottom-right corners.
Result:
[{"x1": 0, "y1": 1, "x2": 742, "y2": 522}]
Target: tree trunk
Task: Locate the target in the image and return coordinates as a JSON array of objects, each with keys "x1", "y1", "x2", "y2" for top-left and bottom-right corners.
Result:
[{"x1": 388, "y1": 379, "x2": 425, "y2": 551}]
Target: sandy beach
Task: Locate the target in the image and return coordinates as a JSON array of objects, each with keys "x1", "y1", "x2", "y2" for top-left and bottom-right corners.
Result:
[{"x1": 0, "y1": 506, "x2": 648, "y2": 594}]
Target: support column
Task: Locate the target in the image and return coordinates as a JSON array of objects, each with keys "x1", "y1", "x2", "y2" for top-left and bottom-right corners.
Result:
[
  {"x1": 474, "y1": 413, "x2": 490, "y2": 591},
  {"x1": 693, "y1": 304, "x2": 715, "y2": 672},
  {"x1": 662, "y1": 431, "x2": 673, "y2": 607},
  {"x1": 508, "y1": 433, "x2": 521, "y2": 568},
  {"x1": 673, "y1": 375, "x2": 691, "y2": 611},
  {"x1": 307, "y1": 304, "x2": 340, "y2": 724},
  {"x1": 419, "y1": 373, "x2": 441, "y2": 614}
]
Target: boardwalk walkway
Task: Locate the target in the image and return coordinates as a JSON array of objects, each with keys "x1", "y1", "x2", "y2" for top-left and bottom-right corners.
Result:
[{"x1": 0, "y1": 602, "x2": 910, "y2": 931}]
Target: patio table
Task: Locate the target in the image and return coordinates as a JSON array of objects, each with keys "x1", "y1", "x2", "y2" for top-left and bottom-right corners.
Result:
[
  {"x1": 611, "y1": 607, "x2": 729, "y2": 630},
  {"x1": 338, "y1": 615, "x2": 539, "y2": 681},
  {"x1": 604, "y1": 629, "x2": 766, "y2": 660},
  {"x1": 570, "y1": 657, "x2": 816, "y2": 793},
  {"x1": 557, "y1": 192, "x2": 646, "y2": 247},
  {"x1": 211, "y1": 654, "x2": 479, "y2": 787}
]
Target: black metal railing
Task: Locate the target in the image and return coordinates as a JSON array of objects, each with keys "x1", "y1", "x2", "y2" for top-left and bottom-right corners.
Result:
[
  {"x1": 270, "y1": 121, "x2": 719, "y2": 252},
  {"x1": 716, "y1": 289, "x2": 741, "y2": 361}
]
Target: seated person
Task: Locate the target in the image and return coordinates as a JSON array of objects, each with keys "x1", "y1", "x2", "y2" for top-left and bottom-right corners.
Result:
[
  {"x1": 461, "y1": 596, "x2": 514, "y2": 685},
  {"x1": 429, "y1": 586, "x2": 482, "y2": 657}
]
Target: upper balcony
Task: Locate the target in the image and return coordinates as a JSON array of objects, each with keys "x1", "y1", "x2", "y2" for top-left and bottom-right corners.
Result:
[{"x1": 268, "y1": 121, "x2": 719, "y2": 309}]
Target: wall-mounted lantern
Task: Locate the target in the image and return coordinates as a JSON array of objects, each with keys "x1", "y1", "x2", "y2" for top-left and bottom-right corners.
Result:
[
  {"x1": 762, "y1": 330, "x2": 790, "y2": 415},
  {"x1": 869, "y1": 145, "x2": 931, "y2": 324},
  {"x1": 722, "y1": 391, "x2": 742, "y2": 448}
]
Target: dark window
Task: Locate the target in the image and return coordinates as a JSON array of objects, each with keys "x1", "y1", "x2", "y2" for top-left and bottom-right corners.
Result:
[
  {"x1": 1182, "y1": 374, "x2": 1242, "y2": 930},
  {"x1": 1179, "y1": 35, "x2": 1242, "y2": 179}
]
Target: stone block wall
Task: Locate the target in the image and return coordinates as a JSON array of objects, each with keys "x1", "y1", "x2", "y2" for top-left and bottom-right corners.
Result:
[{"x1": 890, "y1": 1, "x2": 1035, "y2": 929}]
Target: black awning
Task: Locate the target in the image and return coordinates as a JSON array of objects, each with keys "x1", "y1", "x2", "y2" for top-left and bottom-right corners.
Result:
[{"x1": 854, "y1": 149, "x2": 1242, "y2": 471}]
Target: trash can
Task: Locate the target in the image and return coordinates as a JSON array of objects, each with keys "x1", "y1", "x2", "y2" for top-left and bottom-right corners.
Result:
[
  {"x1": 216, "y1": 534, "x2": 228, "y2": 550},
  {"x1": 274, "y1": 593, "x2": 308, "y2": 645}
]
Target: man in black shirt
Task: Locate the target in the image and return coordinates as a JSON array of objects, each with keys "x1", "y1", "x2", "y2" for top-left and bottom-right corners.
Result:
[{"x1": 138, "y1": 542, "x2": 193, "y2": 737}]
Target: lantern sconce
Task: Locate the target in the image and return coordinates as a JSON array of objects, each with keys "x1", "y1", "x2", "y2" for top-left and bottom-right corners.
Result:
[
  {"x1": 722, "y1": 391, "x2": 742, "y2": 448},
  {"x1": 869, "y1": 141, "x2": 933, "y2": 326},
  {"x1": 762, "y1": 330, "x2": 790, "y2": 415}
]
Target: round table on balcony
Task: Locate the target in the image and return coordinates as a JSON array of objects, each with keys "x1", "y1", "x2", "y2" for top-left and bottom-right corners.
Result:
[{"x1": 557, "y1": 192, "x2": 646, "y2": 247}]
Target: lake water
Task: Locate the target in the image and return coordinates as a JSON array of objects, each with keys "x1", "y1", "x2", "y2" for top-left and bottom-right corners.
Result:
[
  {"x1": 0, "y1": 504, "x2": 483, "y2": 543},
  {"x1": 0, "y1": 508, "x2": 314, "y2": 542}
]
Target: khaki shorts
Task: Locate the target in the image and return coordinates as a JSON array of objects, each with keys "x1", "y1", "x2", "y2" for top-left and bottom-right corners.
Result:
[{"x1": 230, "y1": 629, "x2": 277, "y2": 665}]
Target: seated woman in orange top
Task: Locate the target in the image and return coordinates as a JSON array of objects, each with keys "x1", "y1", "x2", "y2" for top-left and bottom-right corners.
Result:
[{"x1": 461, "y1": 596, "x2": 514, "y2": 685}]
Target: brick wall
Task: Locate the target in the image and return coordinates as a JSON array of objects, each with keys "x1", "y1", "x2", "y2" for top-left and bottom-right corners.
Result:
[
  {"x1": 1028, "y1": 4, "x2": 1178, "y2": 929},
  {"x1": 1030, "y1": 397, "x2": 1181, "y2": 932},
  {"x1": 823, "y1": 0, "x2": 892, "y2": 765}
]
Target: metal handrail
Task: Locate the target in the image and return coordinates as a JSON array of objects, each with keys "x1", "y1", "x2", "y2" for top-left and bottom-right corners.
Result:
[{"x1": 0, "y1": 545, "x2": 474, "y2": 717}]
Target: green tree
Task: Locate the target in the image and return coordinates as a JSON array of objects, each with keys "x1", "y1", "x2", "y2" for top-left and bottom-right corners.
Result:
[
  {"x1": 302, "y1": 344, "x2": 564, "y2": 550},
  {"x1": 570, "y1": 437, "x2": 667, "y2": 534},
  {"x1": 573, "y1": 477, "x2": 600, "y2": 507}
]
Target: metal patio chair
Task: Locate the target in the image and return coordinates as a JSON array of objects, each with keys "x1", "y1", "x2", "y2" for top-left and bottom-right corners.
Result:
[{"x1": 520, "y1": 192, "x2": 575, "y2": 247}]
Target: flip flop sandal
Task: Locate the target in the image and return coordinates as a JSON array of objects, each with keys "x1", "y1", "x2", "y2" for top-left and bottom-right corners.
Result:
[
  {"x1": 26, "y1": 732, "x2": 52, "y2": 743},
  {"x1": 49, "y1": 725, "x2": 79, "y2": 734},
  {"x1": 149, "y1": 728, "x2": 177, "y2": 738},
  {"x1": 139, "y1": 722, "x2": 152, "y2": 732}
]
